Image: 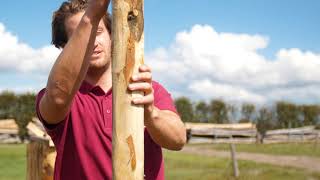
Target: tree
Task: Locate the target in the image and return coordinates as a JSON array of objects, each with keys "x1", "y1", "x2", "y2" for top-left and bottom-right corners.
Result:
[
  {"x1": 209, "y1": 99, "x2": 229, "y2": 124},
  {"x1": 276, "y1": 101, "x2": 301, "y2": 128},
  {"x1": 0, "y1": 91, "x2": 36, "y2": 141},
  {"x1": 256, "y1": 107, "x2": 275, "y2": 143},
  {"x1": 175, "y1": 97, "x2": 194, "y2": 122},
  {"x1": 241, "y1": 103, "x2": 256, "y2": 123},
  {"x1": 14, "y1": 93, "x2": 36, "y2": 141},
  {"x1": 227, "y1": 104, "x2": 238, "y2": 123},
  {"x1": 300, "y1": 105, "x2": 320, "y2": 126},
  {"x1": 0, "y1": 91, "x2": 17, "y2": 119},
  {"x1": 194, "y1": 101, "x2": 209, "y2": 123}
]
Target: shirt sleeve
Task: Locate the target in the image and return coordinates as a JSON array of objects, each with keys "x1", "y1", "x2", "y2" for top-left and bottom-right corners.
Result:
[
  {"x1": 152, "y1": 81, "x2": 178, "y2": 114},
  {"x1": 35, "y1": 88, "x2": 67, "y2": 140}
]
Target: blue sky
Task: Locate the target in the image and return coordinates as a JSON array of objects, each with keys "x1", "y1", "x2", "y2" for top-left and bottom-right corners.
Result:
[
  {"x1": 0, "y1": 0, "x2": 320, "y2": 104},
  {"x1": 1, "y1": 1, "x2": 319, "y2": 55}
]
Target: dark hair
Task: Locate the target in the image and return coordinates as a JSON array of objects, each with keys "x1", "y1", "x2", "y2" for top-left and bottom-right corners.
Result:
[{"x1": 51, "y1": 0, "x2": 111, "y2": 48}]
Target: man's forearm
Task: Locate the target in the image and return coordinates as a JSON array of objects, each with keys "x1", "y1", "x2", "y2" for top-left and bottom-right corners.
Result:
[
  {"x1": 145, "y1": 107, "x2": 186, "y2": 151},
  {"x1": 42, "y1": 12, "x2": 102, "y2": 124},
  {"x1": 47, "y1": 14, "x2": 98, "y2": 103}
]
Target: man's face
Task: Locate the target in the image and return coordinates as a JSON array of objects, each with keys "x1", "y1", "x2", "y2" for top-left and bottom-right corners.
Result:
[{"x1": 64, "y1": 11, "x2": 111, "y2": 70}]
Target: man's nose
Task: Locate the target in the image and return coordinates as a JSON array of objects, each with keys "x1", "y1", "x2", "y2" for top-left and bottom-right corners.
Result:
[{"x1": 93, "y1": 41, "x2": 99, "y2": 48}]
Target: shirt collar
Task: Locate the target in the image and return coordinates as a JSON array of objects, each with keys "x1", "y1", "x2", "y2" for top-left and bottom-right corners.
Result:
[
  {"x1": 79, "y1": 80, "x2": 94, "y2": 93},
  {"x1": 79, "y1": 81, "x2": 112, "y2": 97}
]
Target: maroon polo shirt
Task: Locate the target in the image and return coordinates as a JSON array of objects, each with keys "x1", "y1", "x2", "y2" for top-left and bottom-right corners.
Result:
[{"x1": 36, "y1": 81, "x2": 177, "y2": 180}]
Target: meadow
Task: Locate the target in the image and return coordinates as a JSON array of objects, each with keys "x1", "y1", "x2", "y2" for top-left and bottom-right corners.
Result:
[{"x1": 0, "y1": 143, "x2": 319, "y2": 180}]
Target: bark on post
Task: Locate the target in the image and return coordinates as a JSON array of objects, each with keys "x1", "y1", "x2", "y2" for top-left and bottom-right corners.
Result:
[
  {"x1": 27, "y1": 137, "x2": 56, "y2": 180},
  {"x1": 112, "y1": 0, "x2": 144, "y2": 179}
]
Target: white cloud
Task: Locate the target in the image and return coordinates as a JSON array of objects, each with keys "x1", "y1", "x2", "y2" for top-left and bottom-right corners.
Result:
[
  {"x1": 1, "y1": 22, "x2": 320, "y2": 104},
  {"x1": 0, "y1": 23, "x2": 60, "y2": 93},
  {"x1": 147, "y1": 24, "x2": 320, "y2": 104},
  {"x1": 0, "y1": 23, "x2": 59, "y2": 74},
  {"x1": 189, "y1": 79, "x2": 265, "y2": 103}
]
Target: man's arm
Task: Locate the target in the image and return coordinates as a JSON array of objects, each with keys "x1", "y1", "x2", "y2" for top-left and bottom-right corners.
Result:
[
  {"x1": 40, "y1": 0, "x2": 110, "y2": 124},
  {"x1": 129, "y1": 65, "x2": 187, "y2": 150},
  {"x1": 145, "y1": 108, "x2": 186, "y2": 150}
]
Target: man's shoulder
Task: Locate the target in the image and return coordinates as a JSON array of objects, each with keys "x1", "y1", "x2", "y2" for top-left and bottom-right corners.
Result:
[
  {"x1": 151, "y1": 80, "x2": 160, "y2": 88},
  {"x1": 152, "y1": 80, "x2": 166, "y2": 91},
  {"x1": 36, "y1": 88, "x2": 46, "y2": 103}
]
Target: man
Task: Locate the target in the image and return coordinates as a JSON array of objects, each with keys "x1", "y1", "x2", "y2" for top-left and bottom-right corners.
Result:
[{"x1": 36, "y1": 0, "x2": 186, "y2": 179}]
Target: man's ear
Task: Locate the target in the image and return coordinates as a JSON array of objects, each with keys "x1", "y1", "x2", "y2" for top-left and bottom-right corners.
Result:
[{"x1": 61, "y1": 43, "x2": 66, "y2": 49}]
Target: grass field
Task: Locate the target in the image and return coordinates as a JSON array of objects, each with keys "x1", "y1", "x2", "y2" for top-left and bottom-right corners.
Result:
[
  {"x1": 0, "y1": 144, "x2": 320, "y2": 180},
  {"x1": 191, "y1": 142, "x2": 320, "y2": 157},
  {"x1": 164, "y1": 150, "x2": 320, "y2": 180},
  {"x1": 0, "y1": 144, "x2": 26, "y2": 180}
]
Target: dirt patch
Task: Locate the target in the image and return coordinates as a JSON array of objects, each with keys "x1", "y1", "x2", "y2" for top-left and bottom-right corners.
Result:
[{"x1": 181, "y1": 145, "x2": 320, "y2": 172}]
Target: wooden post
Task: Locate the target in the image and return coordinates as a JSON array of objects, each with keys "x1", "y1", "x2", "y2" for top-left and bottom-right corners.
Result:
[
  {"x1": 230, "y1": 144, "x2": 239, "y2": 178},
  {"x1": 27, "y1": 137, "x2": 56, "y2": 180},
  {"x1": 256, "y1": 132, "x2": 261, "y2": 144},
  {"x1": 112, "y1": 0, "x2": 144, "y2": 179},
  {"x1": 315, "y1": 132, "x2": 319, "y2": 149}
]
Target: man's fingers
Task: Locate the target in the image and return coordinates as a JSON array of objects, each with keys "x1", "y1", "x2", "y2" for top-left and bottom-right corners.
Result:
[
  {"x1": 132, "y1": 93, "x2": 154, "y2": 105},
  {"x1": 132, "y1": 72, "x2": 152, "y2": 82},
  {"x1": 139, "y1": 64, "x2": 151, "y2": 72},
  {"x1": 128, "y1": 82, "x2": 152, "y2": 92}
]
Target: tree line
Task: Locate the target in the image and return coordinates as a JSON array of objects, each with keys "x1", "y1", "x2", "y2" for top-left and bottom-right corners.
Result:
[
  {"x1": 0, "y1": 91, "x2": 36, "y2": 141},
  {"x1": 175, "y1": 97, "x2": 320, "y2": 136},
  {"x1": 1, "y1": 91, "x2": 320, "y2": 141}
]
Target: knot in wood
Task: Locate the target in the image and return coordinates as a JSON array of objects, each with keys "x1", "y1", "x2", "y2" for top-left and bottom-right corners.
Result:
[{"x1": 127, "y1": 10, "x2": 138, "y2": 22}]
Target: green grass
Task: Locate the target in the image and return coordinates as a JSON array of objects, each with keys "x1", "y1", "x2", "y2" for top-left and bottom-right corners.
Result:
[
  {"x1": 164, "y1": 150, "x2": 320, "y2": 180},
  {"x1": 0, "y1": 144, "x2": 26, "y2": 180},
  {"x1": 1, "y1": 144, "x2": 320, "y2": 180},
  {"x1": 192, "y1": 143, "x2": 320, "y2": 157}
]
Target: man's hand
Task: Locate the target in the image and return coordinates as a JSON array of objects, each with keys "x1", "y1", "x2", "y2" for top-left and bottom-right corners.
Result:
[
  {"x1": 128, "y1": 65, "x2": 186, "y2": 150},
  {"x1": 86, "y1": 0, "x2": 111, "y2": 20},
  {"x1": 128, "y1": 64, "x2": 156, "y2": 124}
]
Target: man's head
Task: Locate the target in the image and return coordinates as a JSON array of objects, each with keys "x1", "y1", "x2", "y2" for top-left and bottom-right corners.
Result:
[
  {"x1": 52, "y1": 0, "x2": 112, "y2": 70},
  {"x1": 52, "y1": 0, "x2": 111, "y2": 49}
]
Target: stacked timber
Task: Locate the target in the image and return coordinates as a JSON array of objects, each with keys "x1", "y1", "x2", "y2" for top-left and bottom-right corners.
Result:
[
  {"x1": 26, "y1": 118, "x2": 56, "y2": 180},
  {"x1": 27, "y1": 118, "x2": 54, "y2": 147},
  {"x1": 0, "y1": 118, "x2": 54, "y2": 146},
  {"x1": 186, "y1": 122, "x2": 257, "y2": 144},
  {"x1": 185, "y1": 122, "x2": 320, "y2": 144},
  {"x1": 264, "y1": 126, "x2": 320, "y2": 143},
  {"x1": 0, "y1": 119, "x2": 20, "y2": 143}
]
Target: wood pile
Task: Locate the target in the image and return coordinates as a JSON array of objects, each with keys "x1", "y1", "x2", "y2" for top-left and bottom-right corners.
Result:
[
  {"x1": 0, "y1": 119, "x2": 20, "y2": 143},
  {"x1": 0, "y1": 119, "x2": 19, "y2": 133},
  {"x1": 185, "y1": 122, "x2": 256, "y2": 130},
  {"x1": 186, "y1": 122, "x2": 320, "y2": 144},
  {"x1": 186, "y1": 122, "x2": 258, "y2": 144},
  {"x1": 264, "y1": 126, "x2": 320, "y2": 143},
  {"x1": 0, "y1": 118, "x2": 53, "y2": 146}
]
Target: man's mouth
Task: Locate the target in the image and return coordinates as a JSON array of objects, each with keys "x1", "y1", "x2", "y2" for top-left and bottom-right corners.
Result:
[{"x1": 92, "y1": 50, "x2": 102, "y2": 57}]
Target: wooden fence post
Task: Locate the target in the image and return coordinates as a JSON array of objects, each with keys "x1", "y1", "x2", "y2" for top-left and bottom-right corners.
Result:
[
  {"x1": 112, "y1": 0, "x2": 145, "y2": 179},
  {"x1": 230, "y1": 144, "x2": 239, "y2": 178},
  {"x1": 256, "y1": 132, "x2": 262, "y2": 144},
  {"x1": 27, "y1": 137, "x2": 56, "y2": 180},
  {"x1": 315, "y1": 132, "x2": 319, "y2": 149}
]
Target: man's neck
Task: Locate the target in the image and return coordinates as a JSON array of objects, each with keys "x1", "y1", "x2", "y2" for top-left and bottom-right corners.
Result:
[{"x1": 85, "y1": 64, "x2": 112, "y2": 92}]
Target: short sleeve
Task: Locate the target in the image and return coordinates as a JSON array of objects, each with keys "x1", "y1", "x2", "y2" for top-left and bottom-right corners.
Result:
[
  {"x1": 152, "y1": 81, "x2": 178, "y2": 114},
  {"x1": 35, "y1": 88, "x2": 66, "y2": 139}
]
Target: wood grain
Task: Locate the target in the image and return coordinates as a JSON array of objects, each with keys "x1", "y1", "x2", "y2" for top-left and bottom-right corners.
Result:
[{"x1": 112, "y1": 0, "x2": 144, "y2": 179}]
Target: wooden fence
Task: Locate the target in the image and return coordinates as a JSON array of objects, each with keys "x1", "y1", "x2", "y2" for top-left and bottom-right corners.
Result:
[{"x1": 186, "y1": 122, "x2": 320, "y2": 144}]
